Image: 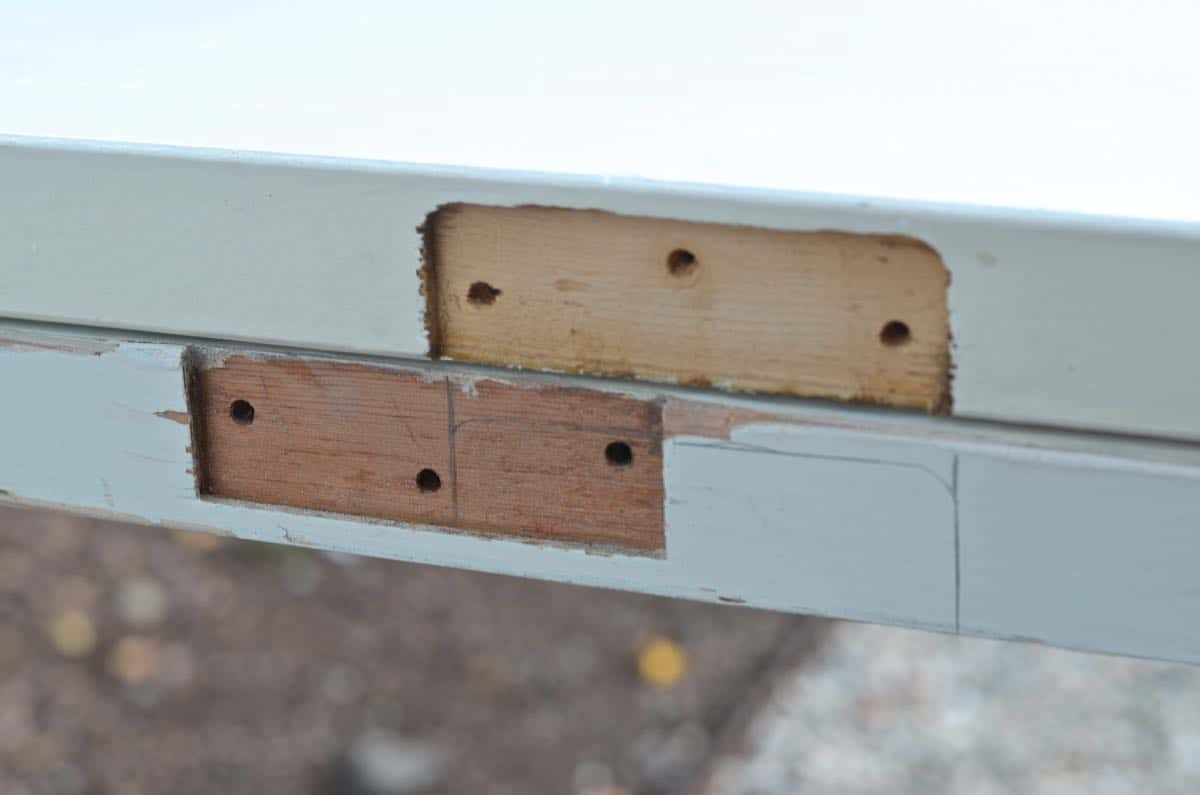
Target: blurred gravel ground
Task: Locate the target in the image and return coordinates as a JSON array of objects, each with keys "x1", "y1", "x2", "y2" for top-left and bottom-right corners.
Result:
[
  {"x1": 0, "y1": 506, "x2": 815, "y2": 795},
  {"x1": 699, "y1": 622, "x2": 1200, "y2": 795},
  {"x1": 6, "y1": 504, "x2": 1199, "y2": 795}
]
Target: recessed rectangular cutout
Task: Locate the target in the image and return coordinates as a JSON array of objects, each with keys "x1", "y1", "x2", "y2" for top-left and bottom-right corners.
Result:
[
  {"x1": 188, "y1": 353, "x2": 665, "y2": 551},
  {"x1": 423, "y1": 204, "x2": 951, "y2": 412}
]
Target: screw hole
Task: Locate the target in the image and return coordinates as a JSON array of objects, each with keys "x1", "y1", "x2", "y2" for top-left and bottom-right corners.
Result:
[
  {"x1": 467, "y1": 281, "x2": 502, "y2": 306},
  {"x1": 229, "y1": 399, "x2": 255, "y2": 425},
  {"x1": 667, "y1": 249, "x2": 698, "y2": 276},
  {"x1": 416, "y1": 468, "x2": 442, "y2": 493},
  {"x1": 879, "y1": 320, "x2": 911, "y2": 347},
  {"x1": 605, "y1": 441, "x2": 633, "y2": 467}
]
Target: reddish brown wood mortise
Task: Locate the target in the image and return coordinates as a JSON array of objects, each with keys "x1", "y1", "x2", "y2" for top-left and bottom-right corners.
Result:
[{"x1": 188, "y1": 355, "x2": 665, "y2": 551}]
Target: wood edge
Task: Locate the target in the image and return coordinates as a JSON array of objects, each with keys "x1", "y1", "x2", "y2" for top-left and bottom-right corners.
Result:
[
  {"x1": 181, "y1": 346, "x2": 212, "y2": 498},
  {"x1": 419, "y1": 203, "x2": 457, "y2": 359},
  {"x1": 938, "y1": 343, "x2": 955, "y2": 416}
]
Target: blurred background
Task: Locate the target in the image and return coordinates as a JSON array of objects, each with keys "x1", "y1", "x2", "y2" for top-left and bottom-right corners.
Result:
[{"x1": 2, "y1": 505, "x2": 1199, "y2": 794}]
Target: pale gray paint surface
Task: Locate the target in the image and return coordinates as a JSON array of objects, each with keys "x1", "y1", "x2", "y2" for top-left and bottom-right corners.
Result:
[
  {"x1": 1, "y1": 145, "x2": 426, "y2": 355},
  {"x1": 0, "y1": 333, "x2": 959, "y2": 631},
  {"x1": 959, "y1": 454, "x2": 1200, "y2": 662},
  {"x1": 665, "y1": 439, "x2": 955, "y2": 629},
  {"x1": 3, "y1": 140, "x2": 1200, "y2": 440}
]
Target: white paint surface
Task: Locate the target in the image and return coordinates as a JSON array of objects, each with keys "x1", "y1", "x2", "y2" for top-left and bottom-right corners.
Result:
[
  {"x1": 6, "y1": 327, "x2": 1200, "y2": 662},
  {"x1": 3, "y1": 142, "x2": 1200, "y2": 440},
  {"x1": 666, "y1": 437, "x2": 955, "y2": 629},
  {"x1": 3, "y1": 1, "x2": 1198, "y2": 223},
  {"x1": 1, "y1": 144, "x2": 428, "y2": 356},
  {"x1": 959, "y1": 454, "x2": 1200, "y2": 662},
  {"x1": 0, "y1": 331, "x2": 958, "y2": 629}
]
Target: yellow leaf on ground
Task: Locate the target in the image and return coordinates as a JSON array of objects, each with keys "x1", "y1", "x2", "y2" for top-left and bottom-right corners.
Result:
[
  {"x1": 47, "y1": 609, "x2": 97, "y2": 658},
  {"x1": 638, "y1": 636, "x2": 688, "y2": 688}
]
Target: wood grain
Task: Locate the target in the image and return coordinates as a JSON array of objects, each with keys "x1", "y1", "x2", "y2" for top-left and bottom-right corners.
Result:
[
  {"x1": 192, "y1": 356, "x2": 455, "y2": 528},
  {"x1": 189, "y1": 354, "x2": 665, "y2": 551},
  {"x1": 452, "y1": 380, "x2": 663, "y2": 548},
  {"x1": 424, "y1": 204, "x2": 951, "y2": 412}
]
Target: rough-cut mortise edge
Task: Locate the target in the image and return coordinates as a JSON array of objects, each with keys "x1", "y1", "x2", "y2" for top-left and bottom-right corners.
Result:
[
  {"x1": 931, "y1": 258, "x2": 954, "y2": 416},
  {"x1": 181, "y1": 346, "x2": 211, "y2": 498},
  {"x1": 420, "y1": 202, "x2": 954, "y2": 415},
  {"x1": 939, "y1": 331, "x2": 956, "y2": 415},
  {"x1": 418, "y1": 210, "x2": 444, "y2": 359}
]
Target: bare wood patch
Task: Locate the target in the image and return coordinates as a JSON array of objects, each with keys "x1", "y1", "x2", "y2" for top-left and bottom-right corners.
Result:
[
  {"x1": 663, "y1": 398, "x2": 784, "y2": 441},
  {"x1": 452, "y1": 379, "x2": 663, "y2": 549},
  {"x1": 423, "y1": 204, "x2": 951, "y2": 412},
  {"x1": 187, "y1": 354, "x2": 665, "y2": 551},
  {"x1": 191, "y1": 356, "x2": 455, "y2": 528}
]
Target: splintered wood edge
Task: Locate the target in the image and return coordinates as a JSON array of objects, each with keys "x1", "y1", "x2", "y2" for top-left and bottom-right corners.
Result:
[
  {"x1": 181, "y1": 347, "x2": 210, "y2": 497},
  {"x1": 420, "y1": 203, "x2": 953, "y2": 414},
  {"x1": 418, "y1": 213, "x2": 444, "y2": 360}
]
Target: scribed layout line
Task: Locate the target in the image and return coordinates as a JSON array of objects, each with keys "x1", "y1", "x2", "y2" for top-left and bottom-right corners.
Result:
[
  {"x1": 679, "y1": 437, "x2": 961, "y2": 630},
  {"x1": 675, "y1": 439, "x2": 955, "y2": 496}
]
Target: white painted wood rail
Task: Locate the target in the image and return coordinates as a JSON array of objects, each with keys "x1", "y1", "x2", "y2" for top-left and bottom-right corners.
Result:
[
  {"x1": 3, "y1": 139, "x2": 1200, "y2": 439},
  {"x1": 4, "y1": 322, "x2": 1200, "y2": 663},
  {"x1": 4, "y1": 1, "x2": 1200, "y2": 663}
]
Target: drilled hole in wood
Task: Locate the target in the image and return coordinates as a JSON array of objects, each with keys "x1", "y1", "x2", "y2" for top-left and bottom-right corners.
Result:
[
  {"x1": 605, "y1": 441, "x2": 634, "y2": 467},
  {"x1": 467, "y1": 281, "x2": 502, "y2": 306},
  {"x1": 879, "y1": 320, "x2": 912, "y2": 347},
  {"x1": 666, "y1": 248, "x2": 698, "y2": 276},
  {"x1": 416, "y1": 468, "x2": 442, "y2": 493},
  {"x1": 229, "y1": 399, "x2": 255, "y2": 426}
]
